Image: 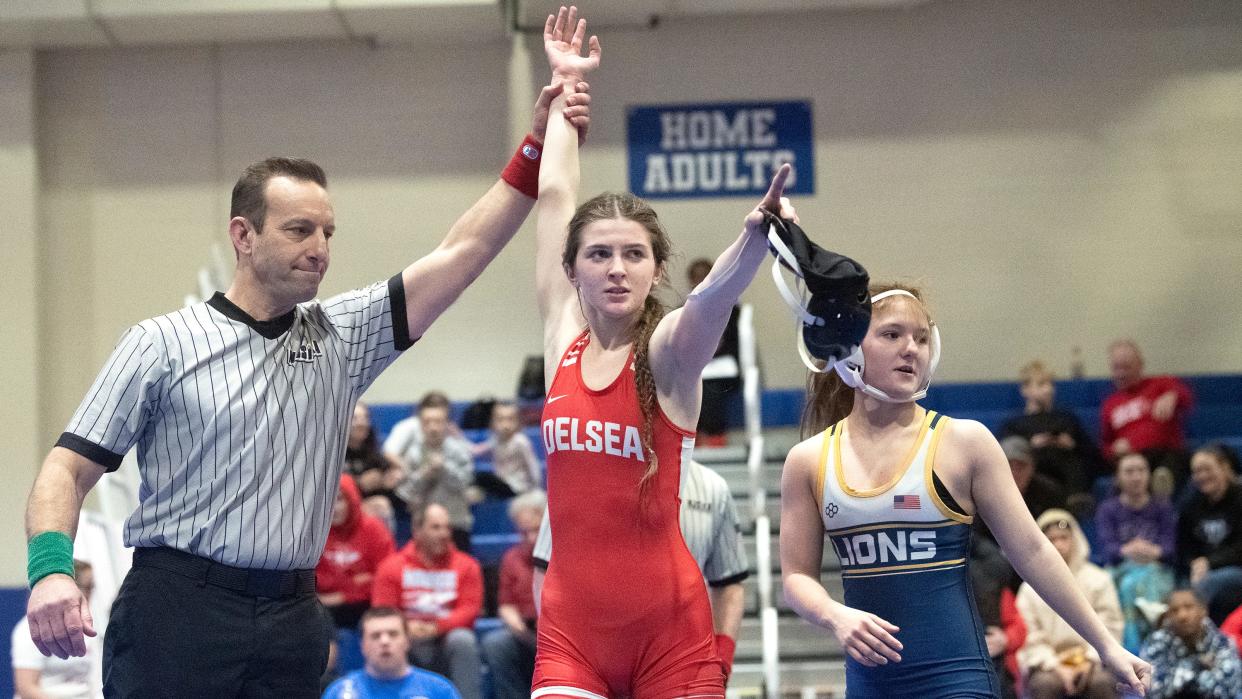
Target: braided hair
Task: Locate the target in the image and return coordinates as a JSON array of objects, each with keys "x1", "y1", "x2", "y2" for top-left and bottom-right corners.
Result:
[{"x1": 563, "y1": 192, "x2": 672, "y2": 494}]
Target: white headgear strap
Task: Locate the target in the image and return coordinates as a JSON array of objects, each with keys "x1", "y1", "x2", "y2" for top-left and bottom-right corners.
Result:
[{"x1": 768, "y1": 223, "x2": 838, "y2": 375}]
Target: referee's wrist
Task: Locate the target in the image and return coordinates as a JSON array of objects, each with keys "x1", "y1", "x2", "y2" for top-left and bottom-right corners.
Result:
[{"x1": 28, "y1": 531, "x2": 75, "y2": 588}]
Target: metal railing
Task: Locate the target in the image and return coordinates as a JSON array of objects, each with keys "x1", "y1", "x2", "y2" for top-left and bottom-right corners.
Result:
[{"x1": 736, "y1": 304, "x2": 780, "y2": 699}]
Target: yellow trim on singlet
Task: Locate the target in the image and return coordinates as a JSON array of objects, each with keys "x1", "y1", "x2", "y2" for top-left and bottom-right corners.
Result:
[
  {"x1": 834, "y1": 410, "x2": 934, "y2": 498},
  {"x1": 814, "y1": 424, "x2": 833, "y2": 511},
  {"x1": 842, "y1": 557, "x2": 968, "y2": 577},
  {"x1": 825, "y1": 519, "x2": 961, "y2": 537},
  {"x1": 923, "y1": 416, "x2": 974, "y2": 525}
]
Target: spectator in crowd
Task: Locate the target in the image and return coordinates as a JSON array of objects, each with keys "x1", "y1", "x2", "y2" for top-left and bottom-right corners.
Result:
[
  {"x1": 347, "y1": 402, "x2": 404, "y2": 498},
  {"x1": 979, "y1": 436, "x2": 1067, "y2": 545},
  {"x1": 970, "y1": 536, "x2": 1025, "y2": 699},
  {"x1": 384, "y1": 392, "x2": 473, "y2": 478},
  {"x1": 318, "y1": 475, "x2": 397, "y2": 629},
  {"x1": 1095, "y1": 452, "x2": 1177, "y2": 652},
  {"x1": 472, "y1": 401, "x2": 542, "y2": 498},
  {"x1": 391, "y1": 393, "x2": 477, "y2": 550},
  {"x1": 1002, "y1": 360, "x2": 1106, "y2": 499},
  {"x1": 1017, "y1": 509, "x2": 1124, "y2": 699},
  {"x1": 686, "y1": 258, "x2": 741, "y2": 448},
  {"x1": 1140, "y1": 588, "x2": 1242, "y2": 699},
  {"x1": 1177, "y1": 443, "x2": 1242, "y2": 625},
  {"x1": 11, "y1": 560, "x2": 101, "y2": 699},
  {"x1": 322, "y1": 607, "x2": 461, "y2": 699},
  {"x1": 1100, "y1": 339, "x2": 1194, "y2": 491},
  {"x1": 479, "y1": 491, "x2": 545, "y2": 699},
  {"x1": 371, "y1": 502, "x2": 483, "y2": 699}
]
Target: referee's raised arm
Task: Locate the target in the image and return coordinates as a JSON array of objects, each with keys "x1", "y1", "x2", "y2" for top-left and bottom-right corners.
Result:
[
  {"x1": 24, "y1": 447, "x2": 108, "y2": 659},
  {"x1": 395, "y1": 79, "x2": 592, "y2": 344}
]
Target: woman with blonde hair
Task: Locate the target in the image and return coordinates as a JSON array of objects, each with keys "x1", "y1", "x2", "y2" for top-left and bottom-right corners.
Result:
[{"x1": 779, "y1": 284, "x2": 1149, "y2": 697}]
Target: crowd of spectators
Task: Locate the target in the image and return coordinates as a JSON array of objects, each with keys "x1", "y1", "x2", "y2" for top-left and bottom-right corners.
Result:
[{"x1": 969, "y1": 339, "x2": 1242, "y2": 699}]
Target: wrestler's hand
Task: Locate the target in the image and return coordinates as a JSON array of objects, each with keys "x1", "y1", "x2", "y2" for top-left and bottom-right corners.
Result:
[
  {"x1": 744, "y1": 164, "x2": 796, "y2": 238},
  {"x1": 543, "y1": 5, "x2": 601, "y2": 84},
  {"x1": 1100, "y1": 643, "x2": 1150, "y2": 696},
  {"x1": 825, "y1": 603, "x2": 902, "y2": 667},
  {"x1": 27, "y1": 573, "x2": 95, "y2": 659}
]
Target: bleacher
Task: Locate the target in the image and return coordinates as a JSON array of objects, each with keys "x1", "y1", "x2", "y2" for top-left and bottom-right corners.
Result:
[{"x1": 351, "y1": 373, "x2": 1242, "y2": 698}]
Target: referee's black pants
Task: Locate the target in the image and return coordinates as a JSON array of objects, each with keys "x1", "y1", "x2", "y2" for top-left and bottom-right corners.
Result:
[{"x1": 103, "y1": 547, "x2": 331, "y2": 698}]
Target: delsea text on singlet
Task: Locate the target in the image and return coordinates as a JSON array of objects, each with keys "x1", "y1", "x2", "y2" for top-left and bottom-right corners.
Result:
[{"x1": 542, "y1": 417, "x2": 645, "y2": 461}]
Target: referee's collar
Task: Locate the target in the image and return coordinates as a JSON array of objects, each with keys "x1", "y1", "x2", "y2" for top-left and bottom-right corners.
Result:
[{"x1": 208, "y1": 292, "x2": 297, "y2": 340}]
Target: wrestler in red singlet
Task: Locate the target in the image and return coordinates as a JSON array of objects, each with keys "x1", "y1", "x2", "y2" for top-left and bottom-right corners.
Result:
[
  {"x1": 532, "y1": 330, "x2": 722, "y2": 699},
  {"x1": 532, "y1": 8, "x2": 795, "y2": 697}
]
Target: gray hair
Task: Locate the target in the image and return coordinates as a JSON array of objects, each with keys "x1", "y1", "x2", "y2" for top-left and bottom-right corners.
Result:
[{"x1": 508, "y1": 489, "x2": 547, "y2": 521}]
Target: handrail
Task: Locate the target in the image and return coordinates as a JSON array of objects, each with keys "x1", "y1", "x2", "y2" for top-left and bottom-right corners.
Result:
[{"x1": 737, "y1": 303, "x2": 780, "y2": 699}]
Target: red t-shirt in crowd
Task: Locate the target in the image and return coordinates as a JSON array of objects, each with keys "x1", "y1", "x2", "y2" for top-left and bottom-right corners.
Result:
[
  {"x1": 371, "y1": 540, "x2": 483, "y2": 634},
  {"x1": 1100, "y1": 376, "x2": 1194, "y2": 459}
]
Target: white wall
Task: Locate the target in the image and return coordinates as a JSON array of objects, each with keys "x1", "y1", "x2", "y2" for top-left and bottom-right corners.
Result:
[
  {"x1": 28, "y1": 0, "x2": 1242, "y2": 452},
  {"x1": 1, "y1": 49, "x2": 38, "y2": 586}
]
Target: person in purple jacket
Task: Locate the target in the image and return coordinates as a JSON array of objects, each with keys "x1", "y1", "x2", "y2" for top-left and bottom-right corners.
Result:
[{"x1": 1095, "y1": 452, "x2": 1177, "y2": 651}]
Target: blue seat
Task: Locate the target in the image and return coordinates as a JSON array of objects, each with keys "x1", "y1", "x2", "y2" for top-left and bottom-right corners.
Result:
[{"x1": 335, "y1": 627, "x2": 365, "y2": 673}]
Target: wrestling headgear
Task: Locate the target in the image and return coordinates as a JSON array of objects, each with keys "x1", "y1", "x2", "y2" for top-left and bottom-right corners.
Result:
[{"x1": 765, "y1": 212, "x2": 872, "y2": 373}]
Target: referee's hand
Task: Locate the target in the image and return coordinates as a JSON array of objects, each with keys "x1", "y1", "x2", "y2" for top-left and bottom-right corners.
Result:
[{"x1": 27, "y1": 573, "x2": 96, "y2": 659}]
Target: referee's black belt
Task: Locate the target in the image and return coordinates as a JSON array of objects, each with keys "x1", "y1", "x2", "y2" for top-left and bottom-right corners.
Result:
[{"x1": 132, "y1": 547, "x2": 316, "y2": 599}]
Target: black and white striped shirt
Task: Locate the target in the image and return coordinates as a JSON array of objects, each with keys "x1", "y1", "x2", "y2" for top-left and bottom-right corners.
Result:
[
  {"x1": 57, "y1": 275, "x2": 411, "y2": 570},
  {"x1": 534, "y1": 460, "x2": 749, "y2": 587}
]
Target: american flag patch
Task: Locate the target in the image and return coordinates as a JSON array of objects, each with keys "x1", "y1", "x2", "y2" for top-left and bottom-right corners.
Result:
[{"x1": 893, "y1": 494, "x2": 921, "y2": 510}]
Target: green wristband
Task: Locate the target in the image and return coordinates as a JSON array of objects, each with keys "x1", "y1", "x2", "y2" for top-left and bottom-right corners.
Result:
[{"x1": 28, "y1": 531, "x2": 74, "y2": 588}]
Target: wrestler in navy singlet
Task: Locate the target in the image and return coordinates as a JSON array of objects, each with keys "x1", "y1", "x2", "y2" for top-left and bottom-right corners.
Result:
[{"x1": 817, "y1": 411, "x2": 1000, "y2": 698}]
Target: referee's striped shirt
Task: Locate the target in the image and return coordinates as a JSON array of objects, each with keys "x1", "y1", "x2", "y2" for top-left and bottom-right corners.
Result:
[
  {"x1": 57, "y1": 274, "x2": 412, "y2": 570},
  {"x1": 534, "y1": 460, "x2": 749, "y2": 587}
]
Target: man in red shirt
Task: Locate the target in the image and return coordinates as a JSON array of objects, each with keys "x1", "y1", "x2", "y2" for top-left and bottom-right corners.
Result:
[
  {"x1": 372, "y1": 502, "x2": 484, "y2": 699},
  {"x1": 1101, "y1": 339, "x2": 1194, "y2": 488},
  {"x1": 317, "y1": 475, "x2": 396, "y2": 629},
  {"x1": 480, "y1": 490, "x2": 545, "y2": 699}
]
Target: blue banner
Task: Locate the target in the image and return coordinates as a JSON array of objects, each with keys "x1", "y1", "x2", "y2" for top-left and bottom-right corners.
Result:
[{"x1": 626, "y1": 100, "x2": 814, "y2": 199}]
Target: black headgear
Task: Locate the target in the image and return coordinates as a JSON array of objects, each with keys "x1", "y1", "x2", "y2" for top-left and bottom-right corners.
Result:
[{"x1": 764, "y1": 212, "x2": 872, "y2": 370}]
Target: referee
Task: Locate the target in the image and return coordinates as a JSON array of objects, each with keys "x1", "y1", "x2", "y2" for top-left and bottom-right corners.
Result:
[
  {"x1": 532, "y1": 459, "x2": 750, "y2": 679},
  {"x1": 23, "y1": 80, "x2": 592, "y2": 697}
]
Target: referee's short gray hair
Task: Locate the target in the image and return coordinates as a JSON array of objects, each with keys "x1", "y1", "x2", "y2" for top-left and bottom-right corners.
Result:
[{"x1": 508, "y1": 489, "x2": 547, "y2": 521}]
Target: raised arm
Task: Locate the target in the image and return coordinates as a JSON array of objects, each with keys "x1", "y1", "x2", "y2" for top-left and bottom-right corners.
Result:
[
  {"x1": 536, "y1": 6, "x2": 601, "y2": 366},
  {"x1": 397, "y1": 14, "x2": 594, "y2": 342},
  {"x1": 648, "y1": 165, "x2": 792, "y2": 416},
  {"x1": 25, "y1": 448, "x2": 107, "y2": 659},
  {"x1": 961, "y1": 420, "x2": 1150, "y2": 695},
  {"x1": 779, "y1": 437, "x2": 903, "y2": 667}
]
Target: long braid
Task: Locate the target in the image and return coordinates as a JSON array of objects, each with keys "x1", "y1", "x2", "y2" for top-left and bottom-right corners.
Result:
[{"x1": 634, "y1": 294, "x2": 666, "y2": 492}]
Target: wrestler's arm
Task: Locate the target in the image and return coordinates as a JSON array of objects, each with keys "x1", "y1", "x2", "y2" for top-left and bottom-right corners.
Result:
[
  {"x1": 535, "y1": 7, "x2": 601, "y2": 379},
  {"x1": 780, "y1": 438, "x2": 902, "y2": 667},
  {"x1": 961, "y1": 419, "x2": 1150, "y2": 695},
  {"x1": 647, "y1": 165, "x2": 792, "y2": 421}
]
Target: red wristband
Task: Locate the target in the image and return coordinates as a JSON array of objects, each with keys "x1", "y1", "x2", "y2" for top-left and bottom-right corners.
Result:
[
  {"x1": 501, "y1": 134, "x2": 542, "y2": 199},
  {"x1": 714, "y1": 633, "x2": 736, "y2": 677}
]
